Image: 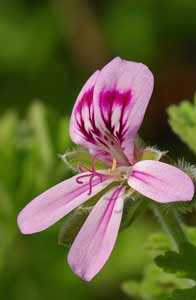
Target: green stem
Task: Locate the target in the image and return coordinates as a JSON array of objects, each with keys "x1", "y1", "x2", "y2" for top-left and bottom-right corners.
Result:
[{"x1": 152, "y1": 205, "x2": 188, "y2": 251}]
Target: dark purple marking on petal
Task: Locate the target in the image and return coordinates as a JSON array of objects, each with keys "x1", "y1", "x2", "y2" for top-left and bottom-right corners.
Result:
[
  {"x1": 99, "y1": 89, "x2": 132, "y2": 144},
  {"x1": 132, "y1": 170, "x2": 165, "y2": 185},
  {"x1": 75, "y1": 88, "x2": 104, "y2": 145},
  {"x1": 74, "y1": 87, "x2": 134, "y2": 166},
  {"x1": 95, "y1": 187, "x2": 123, "y2": 236}
]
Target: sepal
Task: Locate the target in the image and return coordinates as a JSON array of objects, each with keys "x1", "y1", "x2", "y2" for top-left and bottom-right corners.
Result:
[
  {"x1": 59, "y1": 147, "x2": 107, "y2": 172},
  {"x1": 139, "y1": 146, "x2": 167, "y2": 161}
]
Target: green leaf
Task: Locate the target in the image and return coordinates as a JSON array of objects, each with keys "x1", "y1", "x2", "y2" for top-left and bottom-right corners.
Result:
[
  {"x1": 146, "y1": 227, "x2": 196, "y2": 258},
  {"x1": 122, "y1": 229, "x2": 196, "y2": 299},
  {"x1": 167, "y1": 95, "x2": 196, "y2": 154},
  {"x1": 145, "y1": 232, "x2": 171, "y2": 257},
  {"x1": 122, "y1": 264, "x2": 190, "y2": 300},
  {"x1": 155, "y1": 242, "x2": 196, "y2": 299},
  {"x1": 156, "y1": 242, "x2": 196, "y2": 281}
]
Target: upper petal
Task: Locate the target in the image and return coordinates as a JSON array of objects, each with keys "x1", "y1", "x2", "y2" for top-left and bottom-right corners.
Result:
[
  {"x1": 17, "y1": 173, "x2": 112, "y2": 234},
  {"x1": 68, "y1": 186, "x2": 125, "y2": 281},
  {"x1": 69, "y1": 70, "x2": 111, "y2": 163},
  {"x1": 69, "y1": 57, "x2": 154, "y2": 166},
  {"x1": 93, "y1": 57, "x2": 154, "y2": 164},
  {"x1": 128, "y1": 160, "x2": 194, "y2": 203},
  {"x1": 70, "y1": 70, "x2": 99, "y2": 147},
  {"x1": 70, "y1": 69, "x2": 113, "y2": 164}
]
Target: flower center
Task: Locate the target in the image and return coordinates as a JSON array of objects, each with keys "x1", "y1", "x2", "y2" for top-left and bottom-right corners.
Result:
[
  {"x1": 108, "y1": 158, "x2": 132, "y2": 182},
  {"x1": 76, "y1": 156, "x2": 131, "y2": 196}
]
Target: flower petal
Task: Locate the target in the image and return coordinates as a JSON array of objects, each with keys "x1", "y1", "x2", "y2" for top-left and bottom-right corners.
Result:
[
  {"x1": 93, "y1": 57, "x2": 154, "y2": 164},
  {"x1": 69, "y1": 70, "x2": 106, "y2": 156},
  {"x1": 70, "y1": 57, "x2": 154, "y2": 166},
  {"x1": 128, "y1": 160, "x2": 194, "y2": 203},
  {"x1": 17, "y1": 173, "x2": 112, "y2": 234},
  {"x1": 68, "y1": 186, "x2": 125, "y2": 281}
]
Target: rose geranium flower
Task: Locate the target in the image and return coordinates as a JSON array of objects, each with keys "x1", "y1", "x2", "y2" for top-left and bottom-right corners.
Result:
[{"x1": 17, "y1": 57, "x2": 194, "y2": 281}]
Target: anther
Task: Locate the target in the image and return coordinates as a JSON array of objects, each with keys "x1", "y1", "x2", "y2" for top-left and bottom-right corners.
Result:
[
  {"x1": 108, "y1": 158, "x2": 117, "y2": 175},
  {"x1": 111, "y1": 158, "x2": 117, "y2": 171}
]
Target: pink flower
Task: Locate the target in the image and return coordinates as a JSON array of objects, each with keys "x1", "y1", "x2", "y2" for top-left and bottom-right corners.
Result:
[{"x1": 17, "y1": 57, "x2": 194, "y2": 281}]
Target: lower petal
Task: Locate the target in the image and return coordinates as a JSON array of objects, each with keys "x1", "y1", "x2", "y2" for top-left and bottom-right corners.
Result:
[
  {"x1": 17, "y1": 173, "x2": 112, "y2": 234},
  {"x1": 128, "y1": 160, "x2": 194, "y2": 203},
  {"x1": 68, "y1": 186, "x2": 125, "y2": 281}
]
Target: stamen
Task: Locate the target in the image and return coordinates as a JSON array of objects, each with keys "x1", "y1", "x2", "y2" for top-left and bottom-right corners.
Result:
[
  {"x1": 76, "y1": 154, "x2": 108, "y2": 195},
  {"x1": 78, "y1": 152, "x2": 104, "y2": 173},
  {"x1": 76, "y1": 174, "x2": 92, "y2": 184},
  {"x1": 91, "y1": 153, "x2": 101, "y2": 171},
  {"x1": 78, "y1": 164, "x2": 91, "y2": 172},
  {"x1": 111, "y1": 158, "x2": 117, "y2": 171},
  {"x1": 108, "y1": 158, "x2": 117, "y2": 175}
]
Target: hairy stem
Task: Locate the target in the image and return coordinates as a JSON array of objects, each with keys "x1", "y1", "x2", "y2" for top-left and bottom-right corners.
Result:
[{"x1": 152, "y1": 205, "x2": 188, "y2": 251}]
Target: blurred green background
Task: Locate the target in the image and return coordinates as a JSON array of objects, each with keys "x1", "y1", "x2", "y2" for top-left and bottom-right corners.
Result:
[{"x1": 0, "y1": 1, "x2": 196, "y2": 299}]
